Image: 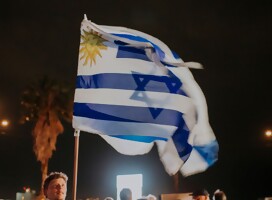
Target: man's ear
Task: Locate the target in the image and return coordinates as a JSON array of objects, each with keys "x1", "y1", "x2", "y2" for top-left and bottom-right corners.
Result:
[{"x1": 44, "y1": 189, "x2": 47, "y2": 198}]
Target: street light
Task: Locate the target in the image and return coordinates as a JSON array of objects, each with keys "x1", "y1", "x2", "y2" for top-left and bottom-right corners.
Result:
[
  {"x1": 264, "y1": 129, "x2": 272, "y2": 148},
  {"x1": 1, "y1": 119, "x2": 9, "y2": 127},
  {"x1": 265, "y1": 129, "x2": 272, "y2": 138},
  {"x1": 0, "y1": 119, "x2": 10, "y2": 134}
]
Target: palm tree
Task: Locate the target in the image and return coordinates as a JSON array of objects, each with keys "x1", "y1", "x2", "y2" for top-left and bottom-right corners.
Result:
[{"x1": 20, "y1": 76, "x2": 73, "y2": 198}]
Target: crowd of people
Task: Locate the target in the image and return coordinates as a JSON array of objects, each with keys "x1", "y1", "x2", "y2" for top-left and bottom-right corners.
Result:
[
  {"x1": 190, "y1": 189, "x2": 227, "y2": 200},
  {"x1": 43, "y1": 172, "x2": 227, "y2": 200}
]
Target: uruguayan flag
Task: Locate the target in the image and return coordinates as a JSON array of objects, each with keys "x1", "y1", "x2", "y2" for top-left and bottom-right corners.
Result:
[{"x1": 73, "y1": 17, "x2": 218, "y2": 176}]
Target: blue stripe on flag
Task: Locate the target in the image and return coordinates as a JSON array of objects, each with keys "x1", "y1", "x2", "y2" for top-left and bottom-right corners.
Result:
[
  {"x1": 194, "y1": 140, "x2": 219, "y2": 166},
  {"x1": 112, "y1": 135, "x2": 168, "y2": 143},
  {"x1": 171, "y1": 50, "x2": 180, "y2": 59},
  {"x1": 113, "y1": 33, "x2": 165, "y2": 60},
  {"x1": 76, "y1": 74, "x2": 185, "y2": 95},
  {"x1": 172, "y1": 126, "x2": 192, "y2": 162},
  {"x1": 73, "y1": 102, "x2": 186, "y2": 127},
  {"x1": 116, "y1": 46, "x2": 150, "y2": 61}
]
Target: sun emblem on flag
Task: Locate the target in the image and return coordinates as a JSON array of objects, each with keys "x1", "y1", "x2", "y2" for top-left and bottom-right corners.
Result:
[{"x1": 79, "y1": 29, "x2": 107, "y2": 66}]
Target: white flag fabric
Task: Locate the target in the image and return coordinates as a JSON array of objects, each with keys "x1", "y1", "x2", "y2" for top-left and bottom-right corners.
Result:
[{"x1": 73, "y1": 18, "x2": 218, "y2": 176}]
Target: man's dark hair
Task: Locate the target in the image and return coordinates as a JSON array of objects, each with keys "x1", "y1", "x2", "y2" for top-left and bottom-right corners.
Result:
[
  {"x1": 190, "y1": 189, "x2": 209, "y2": 197},
  {"x1": 43, "y1": 172, "x2": 68, "y2": 192},
  {"x1": 214, "y1": 190, "x2": 227, "y2": 200},
  {"x1": 120, "y1": 188, "x2": 132, "y2": 200}
]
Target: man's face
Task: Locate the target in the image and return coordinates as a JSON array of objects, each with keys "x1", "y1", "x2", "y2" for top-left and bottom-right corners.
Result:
[
  {"x1": 193, "y1": 195, "x2": 209, "y2": 200},
  {"x1": 45, "y1": 178, "x2": 67, "y2": 200}
]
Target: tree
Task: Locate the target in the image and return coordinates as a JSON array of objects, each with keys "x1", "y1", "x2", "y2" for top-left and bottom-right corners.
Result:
[{"x1": 20, "y1": 76, "x2": 73, "y2": 198}]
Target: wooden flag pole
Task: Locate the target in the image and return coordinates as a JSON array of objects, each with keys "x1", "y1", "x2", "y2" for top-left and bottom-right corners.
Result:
[
  {"x1": 72, "y1": 15, "x2": 86, "y2": 200},
  {"x1": 72, "y1": 129, "x2": 80, "y2": 200},
  {"x1": 173, "y1": 172, "x2": 179, "y2": 193}
]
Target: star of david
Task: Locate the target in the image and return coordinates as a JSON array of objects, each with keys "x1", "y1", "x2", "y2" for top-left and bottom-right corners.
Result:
[{"x1": 130, "y1": 71, "x2": 182, "y2": 119}]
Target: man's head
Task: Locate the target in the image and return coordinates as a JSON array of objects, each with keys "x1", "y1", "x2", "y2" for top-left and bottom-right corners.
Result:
[
  {"x1": 191, "y1": 189, "x2": 210, "y2": 200},
  {"x1": 213, "y1": 190, "x2": 227, "y2": 200},
  {"x1": 120, "y1": 188, "x2": 132, "y2": 200},
  {"x1": 43, "y1": 172, "x2": 68, "y2": 200}
]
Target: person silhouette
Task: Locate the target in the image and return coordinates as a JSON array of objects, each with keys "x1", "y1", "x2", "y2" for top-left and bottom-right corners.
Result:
[
  {"x1": 213, "y1": 189, "x2": 227, "y2": 200},
  {"x1": 120, "y1": 188, "x2": 132, "y2": 200},
  {"x1": 190, "y1": 189, "x2": 210, "y2": 200}
]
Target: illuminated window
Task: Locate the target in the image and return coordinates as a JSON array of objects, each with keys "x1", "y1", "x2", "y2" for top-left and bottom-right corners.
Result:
[{"x1": 116, "y1": 174, "x2": 143, "y2": 200}]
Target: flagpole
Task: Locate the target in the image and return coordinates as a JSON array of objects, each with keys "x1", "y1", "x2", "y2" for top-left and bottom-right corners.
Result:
[
  {"x1": 72, "y1": 129, "x2": 80, "y2": 200},
  {"x1": 173, "y1": 172, "x2": 179, "y2": 193}
]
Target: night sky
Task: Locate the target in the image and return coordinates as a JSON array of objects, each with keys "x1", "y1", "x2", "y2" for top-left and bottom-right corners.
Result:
[{"x1": 0, "y1": 1, "x2": 271, "y2": 200}]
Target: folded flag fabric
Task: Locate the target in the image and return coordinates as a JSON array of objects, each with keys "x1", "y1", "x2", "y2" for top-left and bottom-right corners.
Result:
[{"x1": 73, "y1": 17, "x2": 219, "y2": 176}]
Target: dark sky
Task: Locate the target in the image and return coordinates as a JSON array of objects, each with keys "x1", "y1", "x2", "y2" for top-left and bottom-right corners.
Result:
[{"x1": 0, "y1": 1, "x2": 271, "y2": 200}]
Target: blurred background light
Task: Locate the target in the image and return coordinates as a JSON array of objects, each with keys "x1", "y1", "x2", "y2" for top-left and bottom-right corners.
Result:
[{"x1": 117, "y1": 174, "x2": 143, "y2": 200}]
